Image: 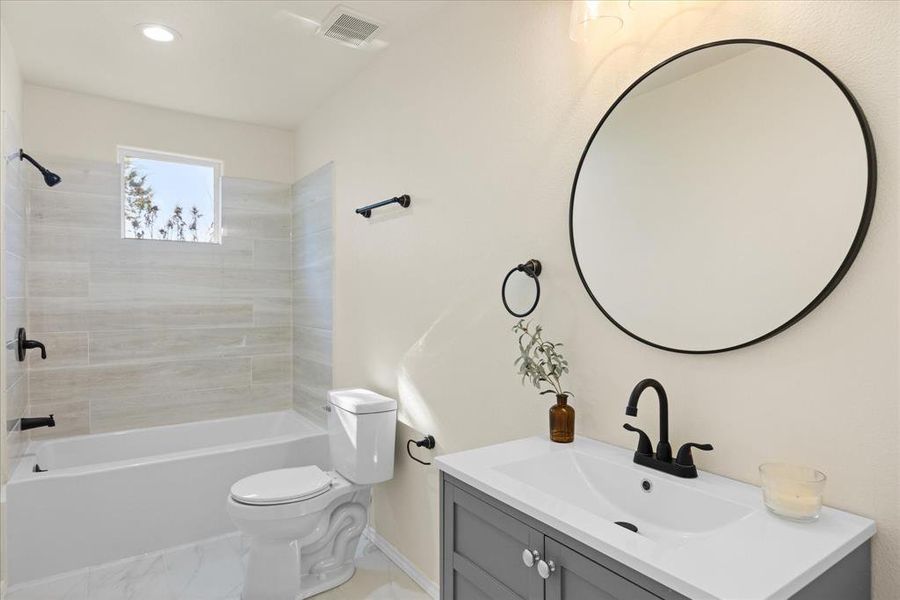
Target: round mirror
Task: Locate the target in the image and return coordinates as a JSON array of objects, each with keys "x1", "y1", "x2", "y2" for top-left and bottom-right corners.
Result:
[{"x1": 570, "y1": 40, "x2": 875, "y2": 353}]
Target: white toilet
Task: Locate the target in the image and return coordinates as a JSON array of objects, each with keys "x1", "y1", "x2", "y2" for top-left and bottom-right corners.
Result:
[{"x1": 227, "y1": 389, "x2": 397, "y2": 600}]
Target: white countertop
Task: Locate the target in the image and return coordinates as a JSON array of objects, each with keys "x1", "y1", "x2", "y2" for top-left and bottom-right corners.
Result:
[{"x1": 436, "y1": 436, "x2": 875, "y2": 600}]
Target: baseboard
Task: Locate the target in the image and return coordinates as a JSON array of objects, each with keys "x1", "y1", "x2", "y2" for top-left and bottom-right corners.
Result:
[{"x1": 363, "y1": 526, "x2": 439, "y2": 599}]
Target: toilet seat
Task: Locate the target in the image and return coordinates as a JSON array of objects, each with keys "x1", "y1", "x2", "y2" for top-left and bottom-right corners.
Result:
[{"x1": 230, "y1": 466, "x2": 332, "y2": 506}]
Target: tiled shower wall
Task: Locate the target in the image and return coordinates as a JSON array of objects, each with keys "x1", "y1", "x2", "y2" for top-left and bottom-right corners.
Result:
[
  {"x1": 25, "y1": 156, "x2": 294, "y2": 436},
  {"x1": 291, "y1": 163, "x2": 333, "y2": 426},
  {"x1": 1, "y1": 119, "x2": 28, "y2": 480}
]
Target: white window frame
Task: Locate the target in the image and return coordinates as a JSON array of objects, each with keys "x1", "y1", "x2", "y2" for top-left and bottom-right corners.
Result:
[{"x1": 117, "y1": 146, "x2": 223, "y2": 244}]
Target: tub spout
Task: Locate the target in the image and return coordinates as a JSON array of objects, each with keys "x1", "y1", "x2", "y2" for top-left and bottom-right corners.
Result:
[{"x1": 21, "y1": 414, "x2": 55, "y2": 431}]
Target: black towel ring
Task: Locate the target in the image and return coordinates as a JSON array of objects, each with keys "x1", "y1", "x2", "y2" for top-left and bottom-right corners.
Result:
[{"x1": 502, "y1": 259, "x2": 542, "y2": 318}]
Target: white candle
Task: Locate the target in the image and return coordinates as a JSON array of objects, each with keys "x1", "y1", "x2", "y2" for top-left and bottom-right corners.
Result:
[{"x1": 759, "y1": 463, "x2": 826, "y2": 522}]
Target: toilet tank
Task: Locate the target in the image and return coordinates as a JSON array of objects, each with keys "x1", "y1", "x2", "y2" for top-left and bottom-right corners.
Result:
[{"x1": 327, "y1": 389, "x2": 397, "y2": 485}]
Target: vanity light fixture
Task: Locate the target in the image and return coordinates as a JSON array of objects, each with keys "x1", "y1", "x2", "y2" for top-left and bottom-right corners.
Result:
[
  {"x1": 569, "y1": 0, "x2": 625, "y2": 42},
  {"x1": 139, "y1": 24, "x2": 179, "y2": 43}
]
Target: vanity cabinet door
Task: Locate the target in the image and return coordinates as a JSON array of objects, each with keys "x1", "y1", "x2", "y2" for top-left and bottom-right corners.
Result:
[
  {"x1": 544, "y1": 538, "x2": 662, "y2": 600},
  {"x1": 442, "y1": 484, "x2": 544, "y2": 600}
]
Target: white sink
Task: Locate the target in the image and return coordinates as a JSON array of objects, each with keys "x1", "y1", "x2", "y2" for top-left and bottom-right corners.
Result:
[
  {"x1": 495, "y1": 449, "x2": 752, "y2": 542},
  {"x1": 436, "y1": 436, "x2": 875, "y2": 600}
]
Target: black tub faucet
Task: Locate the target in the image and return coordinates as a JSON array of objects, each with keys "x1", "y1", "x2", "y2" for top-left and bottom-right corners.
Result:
[
  {"x1": 624, "y1": 379, "x2": 712, "y2": 478},
  {"x1": 21, "y1": 414, "x2": 55, "y2": 431}
]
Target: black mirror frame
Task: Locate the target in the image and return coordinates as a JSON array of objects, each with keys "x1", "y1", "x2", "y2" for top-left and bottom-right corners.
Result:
[{"x1": 568, "y1": 38, "x2": 877, "y2": 354}]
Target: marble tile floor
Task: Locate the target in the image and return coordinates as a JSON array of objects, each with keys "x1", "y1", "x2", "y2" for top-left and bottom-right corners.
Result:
[{"x1": 6, "y1": 533, "x2": 431, "y2": 600}]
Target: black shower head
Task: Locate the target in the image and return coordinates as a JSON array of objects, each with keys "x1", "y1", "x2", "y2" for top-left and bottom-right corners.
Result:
[
  {"x1": 19, "y1": 149, "x2": 61, "y2": 187},
  {"x1": 42, "y1": 171, "x2": 61, "y2": 187}
]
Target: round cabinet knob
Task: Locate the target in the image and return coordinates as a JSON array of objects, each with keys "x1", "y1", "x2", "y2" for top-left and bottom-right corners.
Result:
[
  {"x1": 537, "y1": 559, "x2": 556, "y2": 579},
  {"x1": 522, "y1": 549, "x2": 540, "y2": 568}
]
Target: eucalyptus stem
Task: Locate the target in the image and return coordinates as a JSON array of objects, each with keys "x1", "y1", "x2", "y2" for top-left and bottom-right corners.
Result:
[{"x1": 512, "y1": 319, "x2": 571, "y2": 399}]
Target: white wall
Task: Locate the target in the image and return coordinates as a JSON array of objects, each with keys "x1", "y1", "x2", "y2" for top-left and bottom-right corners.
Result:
[
  {"x1": 294, "y1": 1, "x2": 899, "y2": 597},
  {"x1": 24, "y1": 85, "x2": 294, "y2": 183}
]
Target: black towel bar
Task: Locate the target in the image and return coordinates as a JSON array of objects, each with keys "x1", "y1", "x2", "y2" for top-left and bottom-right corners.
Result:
[{"x1": 356, "y1": 194, "x2": 411, "y2": 218}]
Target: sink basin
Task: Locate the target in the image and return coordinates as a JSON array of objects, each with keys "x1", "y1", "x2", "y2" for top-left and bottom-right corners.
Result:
[
  {"x1": 494, "y1": 449, "x2": 752, "y2": 542},
  {"x1": 436, "y1": 435, "x2": 875, "y2": 600}
]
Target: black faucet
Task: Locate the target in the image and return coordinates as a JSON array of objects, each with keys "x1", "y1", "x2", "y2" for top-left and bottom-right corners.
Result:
[
  {"x1": 623, "y1": 379, "x2": 712, "y2": 478},
  {"x1": 21, "y1": 414, "x2": 55, "y2": 431},
  {"x1": 14, "y1": 328, "x2": 47, "y2": 362}
]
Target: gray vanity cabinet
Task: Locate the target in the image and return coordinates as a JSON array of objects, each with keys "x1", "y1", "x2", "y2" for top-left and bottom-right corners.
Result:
[
  {"x1": 543, "y1": 538, "x2": 660, "y2": 600},
  {"x1": 443, "y1": 481, "x2": 544, "y2": 600},
  {"x1": 441, "y1": 473, "x2": 682, "y2": 600}
]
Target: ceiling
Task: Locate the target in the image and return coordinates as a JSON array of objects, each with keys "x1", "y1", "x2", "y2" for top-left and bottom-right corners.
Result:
[{"x1": 0, "y1": 1, "x2": 443, "y2": 129}]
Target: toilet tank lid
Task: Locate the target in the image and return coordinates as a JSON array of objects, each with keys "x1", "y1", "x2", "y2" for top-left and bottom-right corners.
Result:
[{"x1": 328, "y1": 388, "x2": 397, "y2": 414}]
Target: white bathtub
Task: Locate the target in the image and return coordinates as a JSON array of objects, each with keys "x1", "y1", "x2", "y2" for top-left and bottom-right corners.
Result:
[{"x1": 6, "y1": 410, "x2": 329, "y2": 585}]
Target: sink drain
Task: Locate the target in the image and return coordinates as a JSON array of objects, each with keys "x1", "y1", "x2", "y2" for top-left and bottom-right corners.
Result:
[{"x1": 615, "y1": 521, "x2": 638, "y2": 533}]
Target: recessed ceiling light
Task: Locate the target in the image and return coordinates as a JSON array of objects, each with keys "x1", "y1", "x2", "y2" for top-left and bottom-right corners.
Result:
[{"x1": 139, "y1": 24, "x2": 179, "y2": 43}]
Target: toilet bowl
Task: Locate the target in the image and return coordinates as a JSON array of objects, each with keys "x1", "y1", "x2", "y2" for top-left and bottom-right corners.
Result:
[{"x1": 228, "y1": 389, "x2": 397, "y2": 600}]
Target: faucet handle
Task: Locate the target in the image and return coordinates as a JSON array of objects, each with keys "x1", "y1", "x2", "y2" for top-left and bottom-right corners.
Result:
[
  {"x1": 675, "y1": 442, "x2": 713, "y2": 467},
  {"x1": 623, "y1": 424, "x2": 653, "y2": 456}
]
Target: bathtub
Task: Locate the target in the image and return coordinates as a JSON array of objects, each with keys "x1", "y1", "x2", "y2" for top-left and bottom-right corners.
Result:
[{"x1": 6, "y1": 410, "x2": 329, "y2": 585}]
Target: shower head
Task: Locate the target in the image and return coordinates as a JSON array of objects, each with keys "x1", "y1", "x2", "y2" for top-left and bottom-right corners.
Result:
[
  {"x1": 19, "y1": 150, "x2": 61, "y2": 187},
  {"x1": 42, "y1": 170, "x2": 61, "y2": 187}
]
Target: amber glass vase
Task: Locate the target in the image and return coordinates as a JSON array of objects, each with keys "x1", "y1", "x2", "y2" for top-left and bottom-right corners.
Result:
[{"x1": 549, "y1": 394, "x2": 575, "y2": 443}]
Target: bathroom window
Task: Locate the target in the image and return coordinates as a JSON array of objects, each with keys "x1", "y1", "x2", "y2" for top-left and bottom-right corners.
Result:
[{"x1": 118, "y1": 147, "x2": 222, "y2": 243}]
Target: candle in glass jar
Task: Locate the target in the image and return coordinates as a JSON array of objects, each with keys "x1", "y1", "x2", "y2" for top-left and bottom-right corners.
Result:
[{"x1": 759, "y1": 463, "x2": 826, "y2": 522}]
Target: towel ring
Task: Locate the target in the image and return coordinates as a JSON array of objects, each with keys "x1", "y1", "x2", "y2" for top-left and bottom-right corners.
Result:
[{"x1": 502, "y1": 259, "x2": 542, "y2": 318}]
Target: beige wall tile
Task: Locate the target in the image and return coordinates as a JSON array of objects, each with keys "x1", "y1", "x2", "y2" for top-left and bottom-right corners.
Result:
[
  {"x1": 26, "y1": 297, "x2": 90, "y2": 333},
  {"x1": 91, "y1": 385, "x2": 283, "y2": 433},
  {"x1": 253, "y1": 297, "x2": 291, "y2": 327},
  {"x1": 27, "y1": 332, "x2": 89, "y2": 370},
  {"x1": 251, "y1": 382, "x2": 292, "y2": 409},
  {"x1": 223, "y1": 209, "x2": 290, "y2": 240},
  {"x1": 3, "y1": 251, "x2": 25, "y2": 299},
  {"x1": 251, "y1": 354, "x2": 291, "y2": 385},
  {"x1": 6, "y1": 374, "x2": 27, "y2": 423},
  {"x1": 4, "y1": 378, "x2": 29, "y2": 479},
  {"x1": 28, "y1": 261, "x2": 90, "y2": 298},
  {"x1": 4, "y1": 297, "x2": 26, "y2": 386},
  {"x1": 293, "y1": 326, "x2": 331, "y2": 365},
  {"x1": 89, "y1": 326, "x2": 290, "y2": 364},
  {"x1": 3, "y1": 204, "x2": 26, "y2": 258},
  {"x1": 253, "y1": 239, "x2": 292, "y2": 269},
  {"x1": 293, "y1": 262, "x2": 333, "y2": 298},
  {"x1": 292, "y1": 382, "x2": 329, "y2": 428},
  {"x1": 293, "y1": 296, "x2": 331, "y2": 330},
  {"x1": 87, "y1": 301, "x2": 255, "y2": 331},
  {"x1": 29, "y1": 188, "x2": 119, "y2": 231},
  {"x1": 22, "y1": 158, "x2": 297, "y2": 440},
  {"x1": 293, "y1": 356, "x2": 331, "y2": 390},
  {"x1": 28, "y1": 156, "x2": 119, "y2": 196},
  {"x1": 28, "y1": 224, "x2": 95, "y2": 263},
  {"x1": 92, "y1": 237, "x2": 253, "y2": 270},
  {"x1": 27, "y1": 398, "x2": 89, "y2": 439},
  {"x1": 222, "y1": 178, "x2": 290, "y2": 213},
  {"x1": 222, "y1": 267, "x2": 291, "y2": 298},
  {"x1": 29, "y1": 357, "x2": 251, "y2": 403},
  {"x1": 291, "y1": 165, "x2": 333, "y2": 423},
  {"x1": 292, "y1": 228, "x2": 332, "y2": 267},
  {"x1": 90, "y1": 266, "x2": 224, "y2": 300}
]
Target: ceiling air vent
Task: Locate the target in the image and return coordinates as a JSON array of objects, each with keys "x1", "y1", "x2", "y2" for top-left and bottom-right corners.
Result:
[{"x1": 319, "y1": 6, "x2": 381, "y2": 48}]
